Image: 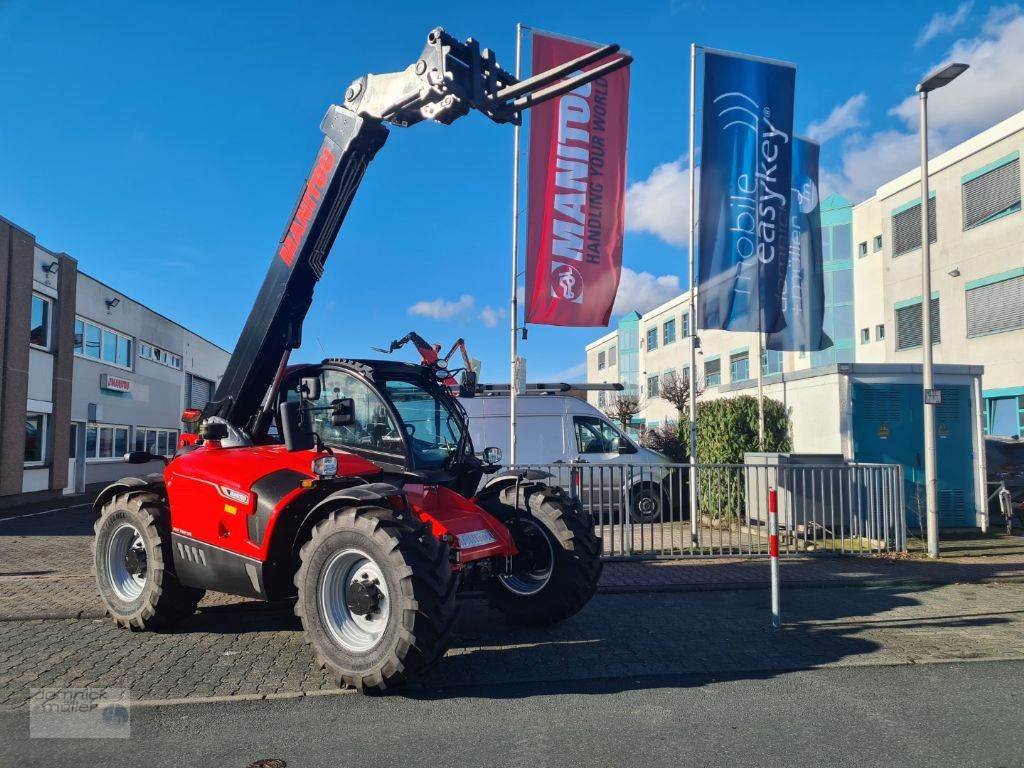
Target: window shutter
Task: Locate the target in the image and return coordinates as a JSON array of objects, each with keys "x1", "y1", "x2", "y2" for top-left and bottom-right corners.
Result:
[
  {"x1": 187, "y1": 374, "x2": 214, "y2": 410},
  {"x1": 891, "y1": 199, "x2": 937, "y2": 256},
  {"x1": 966, "y1": 274, "x2": 1024, "y2": 337},
  {"x1": 895, "y1": 298, "x2": 940, "y2": 350},
  {"x1": 963, "y1": 158, "x2": 1020, "y2": 230}
]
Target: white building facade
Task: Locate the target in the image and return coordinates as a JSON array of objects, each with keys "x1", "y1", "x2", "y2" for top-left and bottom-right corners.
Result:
[{"x1": 586, "y1": 109, "x2": 1024, "y2": 442}]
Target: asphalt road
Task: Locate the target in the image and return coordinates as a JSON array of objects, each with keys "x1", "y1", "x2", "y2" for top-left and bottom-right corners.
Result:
[{"x1": 3, "y1": 660, "x2": 1023, "y2": 768}]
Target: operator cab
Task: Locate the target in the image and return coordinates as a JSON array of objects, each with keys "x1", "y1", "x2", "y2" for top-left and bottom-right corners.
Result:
[{"x1": 278, "y1": 359, "x2": 491, "y2": 497}]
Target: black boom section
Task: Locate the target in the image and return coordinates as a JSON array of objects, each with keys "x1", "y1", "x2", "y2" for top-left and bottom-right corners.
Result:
[{"x1": 207, "y1": 110, "x2": 389, "y2": 433}]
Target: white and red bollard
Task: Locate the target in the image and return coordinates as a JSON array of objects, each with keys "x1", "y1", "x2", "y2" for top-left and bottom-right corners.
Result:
[{"x1": 768, "y1": 487, "x2": 781, "y2": 630}]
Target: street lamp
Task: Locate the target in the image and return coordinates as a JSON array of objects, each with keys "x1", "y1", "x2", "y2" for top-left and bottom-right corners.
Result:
[{"x1": 917, "y1": 62, "x2": 968, "y2": 559}]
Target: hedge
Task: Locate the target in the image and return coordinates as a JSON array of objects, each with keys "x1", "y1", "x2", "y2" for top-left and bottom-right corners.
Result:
[{"x1": 642, "y1": 395, "x2": 791, "y2": 520}]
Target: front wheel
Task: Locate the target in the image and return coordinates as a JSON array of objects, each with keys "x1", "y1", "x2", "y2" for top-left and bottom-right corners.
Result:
[
  {"x1": 480, "y1": 483, "x2": 602, "y2": 626},
  {"x1": 294, "y1": 505, "x2": 458, "y2": 693},
  {"x1": 93, "y1": 491, "x2": 204, "y2": 630}
]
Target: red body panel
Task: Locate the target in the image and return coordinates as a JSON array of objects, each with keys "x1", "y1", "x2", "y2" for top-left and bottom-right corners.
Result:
[
  {"x1": 404, "y1": 484, "x2": 516, "y2": 564},
  {"x1": 165, "y1": 441, "x2": 381, "y2": 561}
]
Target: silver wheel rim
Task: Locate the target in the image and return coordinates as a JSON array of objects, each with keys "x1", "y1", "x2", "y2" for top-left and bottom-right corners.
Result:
[
  {"x1": 319, "y1": 549, "x2": 391, "y2": 653},
  {"x1": 498, "y1": 518, "x2": 555, "y2": 596},
  {"x1": 107, "y1": 522, "x2": 147, "y2": 602},
  {"x1": 635, "y1": 494, "x2": 659, "y2": 519}
]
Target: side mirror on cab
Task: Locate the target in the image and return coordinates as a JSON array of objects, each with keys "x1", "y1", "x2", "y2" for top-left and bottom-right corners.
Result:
[
  {"x1": 482, "y1": 446, "x2": 502, "y2": 465},
  {"x1": 300, "y1": 376, "x2": 321, "y2": 402},
  {"x1": 614, "y1": 436, "x2": 636, "y2": 455},
  {"x1": 279, "y1": 400, "x2": 315, "y2": 452},
  {"x1": 331, "y1": 398, "x2": 355, "y2": 427}
]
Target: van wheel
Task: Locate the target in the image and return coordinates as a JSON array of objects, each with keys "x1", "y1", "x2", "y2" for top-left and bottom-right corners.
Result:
[{"x1": 629, "y1": 483, "x2": 668, "y2": 523}]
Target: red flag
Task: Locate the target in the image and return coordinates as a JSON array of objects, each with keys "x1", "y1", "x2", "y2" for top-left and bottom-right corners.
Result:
[{"x1": 524, "y1": 30, "x2": 630, "y2": 327}]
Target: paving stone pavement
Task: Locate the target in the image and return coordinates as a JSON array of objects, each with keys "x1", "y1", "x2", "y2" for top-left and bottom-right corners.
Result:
[{"x1": 1, "y1": 581, "x2": 1023, "y2": 710}]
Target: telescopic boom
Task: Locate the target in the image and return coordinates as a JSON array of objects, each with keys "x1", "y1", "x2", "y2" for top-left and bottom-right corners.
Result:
[{"x1": 203, "y1": 27, "x2": 630, "y2": 436}]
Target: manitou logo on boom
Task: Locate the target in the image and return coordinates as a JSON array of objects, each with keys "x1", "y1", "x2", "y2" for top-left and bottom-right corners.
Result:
[{"x1": 277, "y1": 146, "x2": 336, "y2": 267}]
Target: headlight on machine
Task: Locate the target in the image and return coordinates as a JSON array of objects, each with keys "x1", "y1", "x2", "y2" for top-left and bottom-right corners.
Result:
[
  {"x1": 456, "y1": 529, "x2": 497, "y2": 549},
  {"x1": 311, "y1": 456, "x2": 338, "y2": 478}
]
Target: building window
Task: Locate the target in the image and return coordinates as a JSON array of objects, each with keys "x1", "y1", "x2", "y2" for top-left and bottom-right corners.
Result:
[
  {"x1": 895, "y1": 297, "x2": 941, "y2": 350},
  {"x1": 761, "y1": 349, "x2": 782, "y2": 376},
  {"x1": 892, "y1": 197, "x2": 937, "y2": 257},
  {"x1": 857, "y1": 241, "x2": 868, "y2": 258},
  {"x1": 84, "y1": 423, "x2": 130, "y2": 461},
  {"x1": 597, "y1": 351, "x2": 606, "y2": 370},
  {"x1": 966, "y1": 271, "x2": 1024, "y2": 338},
  {"x1": 139, "y1": 342, "x2": 182, "y2": 370},
  {"x1": 598, "y1": 390, "x2": 606, "y2": 407},
  {"x1": 729, "y1": 350, "x2": 749, "y2": 382},
  {"x1": 135, "y1": 427, "x2": 179, "y2": 457},
  {"x1": 860, "y1": 328, "x2": 870, "y2": 344},
  {"x1": 30, "y1": 294, "x2": 52, "y2": 349},
  {"x1": 647, "y1": 374, "x2": 660, "y2": 398},
  {"x1": 187, "y1": 374, "x2": 215, "y2": 410},
  {"x1": 663, "y1": 318, "x2": 676, "y2": 345},
  {"x1": 608, "y1": 345, "x2": 617, "y2": 367},
  {"x1": 962, "y1": 154, "x2": 1020, "y2": 230},
  {"x1": 704, "y1": 357, "x2": 721, "y2": 388},
  {"x1": 986, "y1": 395, "x2": 1024, "y2": 438},
  {"x1": 74, "y1": 317, "x2": 133, "y2": 370},
  {"x1": 681, "y1": 312, "x2": 690, "y2": 338},
  {"x1": 646, "y1": 327, "x2": 658, "y2": 351},
  {"x1": 25, "y1": 414, "x2": 46, "y2": 464},
  {"x1": 876, "y1": 324, "x2": 886, "y2": 341},
  {"x1": 873, "y1": 235, "x2": 883, "y2": 252}
]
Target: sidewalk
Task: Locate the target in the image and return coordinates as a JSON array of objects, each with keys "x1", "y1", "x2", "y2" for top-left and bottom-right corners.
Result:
[{"x1": 3, "y1": 504, "x2": 1024, "y2": 620}]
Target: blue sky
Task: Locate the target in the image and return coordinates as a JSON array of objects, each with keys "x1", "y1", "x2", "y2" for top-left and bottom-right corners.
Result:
[{"x1": 2, "y1": 1, "x2": 1021, "y2": 382}]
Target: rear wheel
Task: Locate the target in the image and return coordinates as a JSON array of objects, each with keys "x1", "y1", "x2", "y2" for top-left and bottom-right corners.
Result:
[
  {"x1": 480, "y1": 483, "x2": 602, "y2": 626},
  {"x1": 93, "y1": 491, "x2": 204, "y2": 629},
  {"x1": 294, "y1": 505, "x2": 458, "y2": 693}
]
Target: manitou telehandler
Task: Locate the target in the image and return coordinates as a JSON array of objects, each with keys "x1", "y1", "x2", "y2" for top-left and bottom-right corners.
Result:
[{"x1": 91, "y1": 28, "x2": 630, "y2": 693}]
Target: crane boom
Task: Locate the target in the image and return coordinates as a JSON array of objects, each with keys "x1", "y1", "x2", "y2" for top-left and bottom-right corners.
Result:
[{"x1": 202, "y1": 27, "x2": 631, "y2": 436}]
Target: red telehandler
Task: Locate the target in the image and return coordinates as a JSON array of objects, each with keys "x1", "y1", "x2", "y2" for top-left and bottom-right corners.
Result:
[{"x1": 91, "y1": 28, "x2": 630, "y2": 692}]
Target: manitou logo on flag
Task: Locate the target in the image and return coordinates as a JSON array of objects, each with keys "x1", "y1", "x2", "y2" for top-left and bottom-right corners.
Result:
[
  {"x1": 525, "y1": 30, "x2": 630, "y2": 327},
  {"x1": 277, "y1": 146, "x2": 336, "y2": 267}
]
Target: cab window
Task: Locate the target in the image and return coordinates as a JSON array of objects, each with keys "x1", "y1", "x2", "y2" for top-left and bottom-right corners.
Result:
[
  {"x1": 384, "y1": 379, "x2": 465, "y2": 468},
  {"x1": 574, "y1": 416, "x2": 629, "y2": 454},
  {"x1": 306, "y1": 370, "x2": 403, "y2": 456}
]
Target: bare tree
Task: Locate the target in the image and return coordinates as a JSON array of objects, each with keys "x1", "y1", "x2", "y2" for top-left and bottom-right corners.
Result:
[
  {"x1": 658, "y1": 370, "x2": 705, "y2": 423},
  {"x1": 602, "y1": 392, "x2": 642, "y2": 433}
]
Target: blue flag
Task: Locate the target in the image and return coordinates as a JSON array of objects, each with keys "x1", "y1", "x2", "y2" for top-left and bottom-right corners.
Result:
[
  {"x1": 697, "y1": 49, "x2": 796, "y2": 334},
  {"x1": 767, "y1": 137, "x2": 832, "y2": 352}
]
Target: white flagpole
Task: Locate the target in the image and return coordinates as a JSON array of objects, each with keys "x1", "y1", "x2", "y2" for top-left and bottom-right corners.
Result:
[
  {"x1": 756, "y1": 329, "x2": 765, "y2": 449},
  {"x1": 688, "y1": 43, "x2": 699, "y2": 543},
  {"x1": 509, "y1": 22, "x2": 523, "y2": 467}
]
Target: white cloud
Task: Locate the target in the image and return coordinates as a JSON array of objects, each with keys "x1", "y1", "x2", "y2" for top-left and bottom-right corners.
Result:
[
  {"x1": 821, "y1": 5, "x2": 1024, "y2": 202},
  {"x1": 916, "y1": 1, "x2": 974, "y2": 48},
  {"x1": 408, "y1": 294, "x2": 475, "y2": 320},
  {"x1": 542, "y1": 361, "x2": 587, "y2": 382},
  {"x1": 612, "y1": 267, "x2": 681, "y2": 315},
  {"x1": 478, "y1": 306, "x2": 506, "y2": 327},
  {"x1": 806, "y1": 93, "x2": 867, "y2": 143},
  {"x1": 625, "y1": 158, "x2": 690, "y2": 247}
]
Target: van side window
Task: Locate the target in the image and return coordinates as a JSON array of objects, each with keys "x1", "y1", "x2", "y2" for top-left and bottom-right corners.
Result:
[{"x1": 574, "y1": 416, "x2": 622, "y2": 454}]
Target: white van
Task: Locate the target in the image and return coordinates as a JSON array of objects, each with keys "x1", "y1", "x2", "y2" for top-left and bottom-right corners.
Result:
[{"x1": 459, "y1": 394, "x2": 685, "y2": 522}]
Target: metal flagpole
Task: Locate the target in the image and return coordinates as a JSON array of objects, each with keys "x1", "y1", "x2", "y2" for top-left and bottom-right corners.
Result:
[
  {"x1": 756, "y1": 330, "x2": 765, "y2": 449},
  {"x1": 688, "y1": 43, "x2": 699, "y2": 544},
  {"x1": 509, "y1": 22, "x2": 523, "y2": 466}
]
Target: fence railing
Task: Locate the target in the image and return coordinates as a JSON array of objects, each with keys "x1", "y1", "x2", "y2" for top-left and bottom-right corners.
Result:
[{"x1": 506, "y1": 462, "x2": 907, "y2": 559}]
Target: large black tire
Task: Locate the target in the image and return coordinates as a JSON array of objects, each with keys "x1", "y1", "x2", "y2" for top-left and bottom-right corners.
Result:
[
  {"x1": 294, "y1": 505, "x2": 458, "y2": 693},
  {"x1": 93, "y1": 491, "x2": 205, "y2": 630},
  {"x1": 480, "y1": 483, "x2": 602, "y2": 626}
]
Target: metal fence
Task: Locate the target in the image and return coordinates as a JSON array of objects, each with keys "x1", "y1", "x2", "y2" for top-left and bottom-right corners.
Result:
[{"x1": 508, "y1": 462, "x2": 907, "y2": 559}]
